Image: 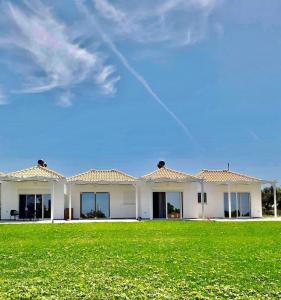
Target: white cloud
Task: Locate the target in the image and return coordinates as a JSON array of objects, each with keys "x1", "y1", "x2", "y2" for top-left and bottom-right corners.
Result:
[
  {"x1": 0, "y1": 1, "x2": 119, "y2": 104},
  {"x1": 93, "y1": 0, "x2": 222, "y2": 46},
  {"x1": 95, "y1": 65, "x2": 121, "y2": 95},
  {"x1": 0, "y1": 87, "x2": 7, "y2": 105}
]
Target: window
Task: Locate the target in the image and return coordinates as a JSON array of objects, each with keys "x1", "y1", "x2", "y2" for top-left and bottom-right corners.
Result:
[
  {"x1": 19, "y1": 194, "x2": 51, "y2": 219},
  {"x1": 153, "y1": 192, "x2": 183, "y2": 219},
  {"x1": 166, "y1": 192, "x2": 182, "y2": 219},
  {"x1": 224, "y1": 192, "x2": 250, "y2": 218},
  {"x1": 80, "y1": 192, "x2": 110, "y2": 218},
  {"x1": 198, "y1": 193, "x2": 207, "y2": 204}
]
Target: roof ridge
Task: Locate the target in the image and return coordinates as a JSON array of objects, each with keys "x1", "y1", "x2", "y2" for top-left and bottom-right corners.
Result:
[
  {"x1": 226, "y1": 169, "x2": 261, "y2": 181},
  {"x1": 37, "y1": 165, "x2": 65, "y2": 178},
  {"x1": 142, "y1": 166, "x2": 198, "y2": 180},
  {"x1": 110, "y1": 169, "x2": 136, "y2": 179},
  {"x1": 68, "y1": 169, "x2": 96, "y2": 180},
  {"x1": 3, "y1": 165, "x2": 64, "y2": 179},
  {"x1": 67, "y1": 168, "x2": 135, "y2": 182},
  {"x1": 197, "y1": 169, "x2": 262, "y2": 182}
]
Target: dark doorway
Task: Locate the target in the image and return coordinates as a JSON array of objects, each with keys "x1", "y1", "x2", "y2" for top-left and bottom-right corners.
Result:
[{"x1": 153, "y1": 192, "x2": 166, "y2": 218}]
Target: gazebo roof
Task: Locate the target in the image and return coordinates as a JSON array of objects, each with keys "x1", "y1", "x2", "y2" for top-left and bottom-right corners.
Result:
[
  {"x1": 141, "y1": 167, "x2": 199, "y2": 182},
  {"x1": 196, "y1": 169, "x2": 264, "y2": 183},
  {"x1": 0, "y1": 165, "x2": 64, "y2": 181},
  {"x1": 68, "y1": 169, "x2": 135, "y2": 184}
]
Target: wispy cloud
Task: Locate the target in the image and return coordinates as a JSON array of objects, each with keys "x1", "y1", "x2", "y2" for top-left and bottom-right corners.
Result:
[
  {"x1": 76, "y1": 0, "x2": 193, "y2": 139},
  {"x1": 0, "y1": 86, "x2": 7, "y2": 105},
  {"x1": 93, "y1": 0, "x2": 221, "y2": 46},
  {"x1": 0, "y1": 1, "x2": 119, "y2": 105}
]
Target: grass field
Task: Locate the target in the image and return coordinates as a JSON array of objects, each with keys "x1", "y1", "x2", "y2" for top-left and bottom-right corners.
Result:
[{"x1": 0, "y1": 222, "x2": 281, "y2": 299}]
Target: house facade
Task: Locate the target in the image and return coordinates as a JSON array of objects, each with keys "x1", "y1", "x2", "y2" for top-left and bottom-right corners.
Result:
[
  {"x1": 0, "y1": 162, "x2": 278, "y2": 221},
  {"x1": 137, "y1": 167, "x2": 201, "y2": 219},
  {"x1": 0, "y1": 166, "x2": 65, "y2": 220},
  {"x1": 67, "y1": 169, "x2": 136, "y2": 220},
  {"x1": 196, "y1": 170, "x2": 269, "y2": 218}
]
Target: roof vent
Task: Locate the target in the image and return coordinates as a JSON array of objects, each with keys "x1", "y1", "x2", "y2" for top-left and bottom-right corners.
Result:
[
  {"x1": 38, "y1": 159, "x2": 47, "y2": 168},
  {"x1": 157, "y1": 161, "x2": 165, "y2": 169}
]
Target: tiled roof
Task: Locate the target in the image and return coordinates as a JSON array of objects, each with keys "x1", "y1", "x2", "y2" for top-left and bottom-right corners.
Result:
[
  {"x1": 68, "y1": 169, "x2": 135, "y2": 183},
  {"x1": 196, "y1": 169, "x2": 262, "y2": 183},
  {"x1": 141, "y1": 167, "x2": 198, "y2": 182},
  {"x1": 1, "y1": 166, "x2": 64, "y2": 180}
]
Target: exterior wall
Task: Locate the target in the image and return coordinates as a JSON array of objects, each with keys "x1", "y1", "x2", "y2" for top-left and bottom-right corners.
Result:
[
  {"x1": 66, "y1": 184, "x2": 136, "y2": 219},
  {"x1": 197, "y1": 182, "x2": 262, "y2": 218},
  {"x1": 0, "y1": 180, "x2": 65, "y2": 220},
  {"x1": 138, "y1": 181, "x2": 199, "y2": 219},
  {"x1": 0, "y1": 179, "x2": 263, "y2": 220}
]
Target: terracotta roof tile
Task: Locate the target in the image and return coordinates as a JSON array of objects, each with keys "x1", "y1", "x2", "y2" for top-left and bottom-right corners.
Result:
[
  {"x1": 1, "y1": 166, "x2": 64, "y2": 180},
  {"x1": 196, "y1": 169, "x2": 262, "y2": 183},
  {"x1": 141, "y1": 167, "x2": 198, "y2": 182},
  {"x1": 68, "y1": 169, "x2": 135, "y2": 183}
]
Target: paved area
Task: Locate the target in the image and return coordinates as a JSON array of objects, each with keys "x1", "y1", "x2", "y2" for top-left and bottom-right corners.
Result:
[
  {"x1": 1, "y1": 217, "x2": 281, "y2": 224},
  {"x1": 0, "y1": 219, "x2": 139, "y2": 225}
]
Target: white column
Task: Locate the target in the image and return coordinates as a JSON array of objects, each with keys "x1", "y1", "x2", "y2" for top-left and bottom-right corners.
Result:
[
  {"x1": 273, "y1": 182, "x2": 277, "y2": 218},
  {"x1": 200, "y1": 180, "x2": 205, "y2": 219},
  {"x1": 51, "y1": 181, "x2": 55, "y2": 223},
  {"x1": 135, "y1": 184, "x2": 139, "y2": 220},
  {"x1": 69, "y1": 183, "x2": 72, "y2": 221},
  {"x1": 228, "y1": 182, "x2": 231, "y2": 219},
  {"x1": 150, "y1": 185, "x2": 153, "y2": 220}
]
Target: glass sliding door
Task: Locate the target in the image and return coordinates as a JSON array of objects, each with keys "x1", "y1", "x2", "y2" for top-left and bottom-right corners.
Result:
[
  {"x1": 153, "y1": 192, "x2": 166, "y2": 219},
  {"x1": 26, "y1": 195, "x2": 35, "y2": 219},
  {"x1": 80, "y1": 192, "x2": 110, "y2": 219},
  {"x1": 35, "y1": 195, "x2": 43, "y2": 219},
  {"x1": 19, "y1": 195, "x2": 26, "y2": 219},
  {"x1": 224, "y1": 193, "x2": 238, "y2": 218},
  {"x1": 153, "y1": 192, "x2": 183, "y2": 219},
  {"x1": 43, "y1": 194, "x2": 51, "y2": 218},
  {"x1": 224, "y1": 192, "x2": 251, "y2": 218},
  {"x1": 238, "y1": 193, "x2": 251, "y2": 217},
  {"x1": 95, "y1": 193, "x2": 110, "y2": 218},
  {"x1": 19, "y1": 194, "x2": 52, "y2": 220},
  {"x1": 166, "y1": 192, "x2": 182, "y2": 219},
  {"x1": 81, "y1": 192, "x2": 95, "y2": 218}
]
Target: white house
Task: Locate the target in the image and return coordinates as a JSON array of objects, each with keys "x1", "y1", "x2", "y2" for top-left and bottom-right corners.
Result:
[
  {"x1": 67, "y1": 169, "x2": 136, "y2": 220},
  {"x1": 196, "y1": 169, "x2": 277, "y2": 219},
  {"x1": 0, "y1": 162, "x2": 278, "y2": 221},
  {"x1": 137, "y1": 167, "x2": 201, "y2": 219},
  {"x1": 0, "y1": 165, "x2": 65, "y2": 220}
]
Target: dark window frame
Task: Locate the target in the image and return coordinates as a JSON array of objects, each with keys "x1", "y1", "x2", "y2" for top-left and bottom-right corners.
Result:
[{"x1": 198, "y1": 192, "x2": 207, "y2": 204}]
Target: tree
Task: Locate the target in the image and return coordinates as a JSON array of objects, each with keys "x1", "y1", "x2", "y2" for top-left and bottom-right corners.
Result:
[{"x1": 262, "y1": 186, "x2": 281, "y2": 214}]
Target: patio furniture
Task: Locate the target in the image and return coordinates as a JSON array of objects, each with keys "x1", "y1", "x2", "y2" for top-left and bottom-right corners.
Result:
[{"x1": 10, "y1": 210, "x2": 19, "y2": 220}]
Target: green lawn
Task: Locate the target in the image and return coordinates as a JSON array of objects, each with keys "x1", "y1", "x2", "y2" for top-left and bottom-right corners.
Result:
[{"x1": 0, "y1": 222, "x2": 281, "y2": 299}]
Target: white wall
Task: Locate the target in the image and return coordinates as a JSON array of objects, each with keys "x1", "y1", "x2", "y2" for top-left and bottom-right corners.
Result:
[
  {"x1": 66, "y1": 184, "x2": 136, "y2": 219},
  {"x1": 197, "y1": 182, "x2": 262, "y2": 218},
  {"x1": 138, "y1": 181, "x2": 199, "y2": 219},
  {"x1": 0, "y1": 180, "x2": 65, "y2": 220}
]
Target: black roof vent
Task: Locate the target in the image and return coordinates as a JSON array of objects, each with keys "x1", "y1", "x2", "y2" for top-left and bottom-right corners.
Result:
[{"x1": 157, "y1": 161, "x2": 165, "y2": 169}]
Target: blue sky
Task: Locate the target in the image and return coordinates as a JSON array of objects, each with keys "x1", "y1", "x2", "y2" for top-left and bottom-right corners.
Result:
[{"x1": 0, "y1": 0, "x2": 281, "y2": 180}]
